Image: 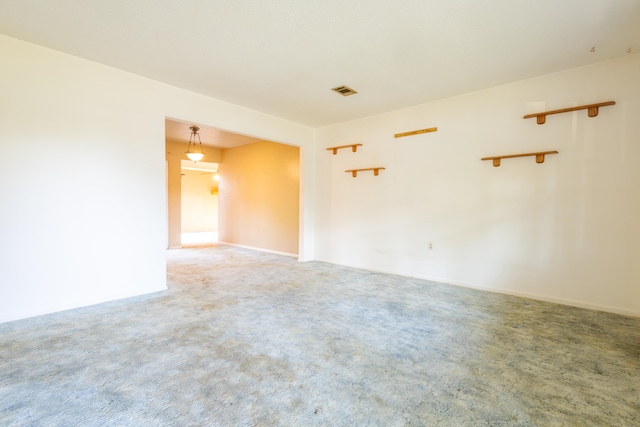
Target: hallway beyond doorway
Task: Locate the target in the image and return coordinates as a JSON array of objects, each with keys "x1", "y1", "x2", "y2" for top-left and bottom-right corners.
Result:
[{"x1": 181, "y1": 231, "x2": 218, "y2": 246}]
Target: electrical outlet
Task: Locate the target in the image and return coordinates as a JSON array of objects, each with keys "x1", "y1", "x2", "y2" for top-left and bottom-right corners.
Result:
[{"x1": 428, "y1": 242, "x2": 433, "y2": 250}]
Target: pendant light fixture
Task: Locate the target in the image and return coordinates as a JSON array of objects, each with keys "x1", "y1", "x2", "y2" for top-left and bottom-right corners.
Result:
[{"x1": 185, "y1": 125, "x2": 205, "y2": 162}]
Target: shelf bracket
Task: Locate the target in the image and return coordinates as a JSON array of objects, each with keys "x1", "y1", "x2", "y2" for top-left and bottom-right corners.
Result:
[
  {"x1": 345, "y1": 167, "x2": 386, "y2": 177},
  {"x1": 524, "y1": 101, "x2": 615, "y2": 125},
  {"x1": 481, "y1": 151, "x2": 558, "y2": 167},
  {"x1": 326, "y1": 144, "x2": 363, "y2": 155}
]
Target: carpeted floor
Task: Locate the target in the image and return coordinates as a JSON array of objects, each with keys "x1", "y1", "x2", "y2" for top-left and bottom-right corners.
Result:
[{"x1": 1, "y1": 244, "x2": 639, "y2": 426}]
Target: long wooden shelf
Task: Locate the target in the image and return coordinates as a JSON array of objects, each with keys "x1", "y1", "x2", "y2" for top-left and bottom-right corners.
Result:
[
  {"x1": 523, "y1": 101, "x2": 615, "y2": 124},
  {"x1": 326, "y1": 144, "x2": 362, "y2": 155},
  {"x1": 481, "y1": 151, "x2": 558, "y2": 167},
  {"x1": 345, "y1": 167, "x2": 385, "y2": 177},
  {"x1": 394, "y1": 127, "x2": 437, "y2": 138}
]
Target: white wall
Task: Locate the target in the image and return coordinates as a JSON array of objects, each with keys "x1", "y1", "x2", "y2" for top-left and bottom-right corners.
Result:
[
  {"x1": 315, "y1": 55, "x2": 640, "y2": 316},
  {"x1": 2, "y1": 32, "x2": 637, "y2": 322},
  {"x1": 0, "y1": 34, "x2": 314, "y2": 322}
]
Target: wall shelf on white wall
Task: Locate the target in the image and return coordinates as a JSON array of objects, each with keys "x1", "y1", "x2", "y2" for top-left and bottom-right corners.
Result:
[
  {"x1": 394, "y1": 127, "x2": 437, "y2": 138},
  {"x1": 481, "y1": 151, "x2": 558, "y2": 167},
  {"x1": 345, "y1": 167, "x2": 386, "y2": 177},
  {"x1": 523, "y1": 101, "x2": 615, "y2": 124},
  {"x1": 326, "y1": 143, "x2": 363, "y2": 155}
]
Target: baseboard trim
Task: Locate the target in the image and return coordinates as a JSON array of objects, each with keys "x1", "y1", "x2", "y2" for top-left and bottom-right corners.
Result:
[
  {"x1": 312, "y1": 257, "x2": 640, "y2": 318},
  {"x1": 0, "y1": 286, "x2": 168, "y2": 324},
  {"x1": 218, "y1": 241, "x2": 298, "y2": 259},
  {"x1": 442, "y1": 278, "x2": 640, "y2": 319}
]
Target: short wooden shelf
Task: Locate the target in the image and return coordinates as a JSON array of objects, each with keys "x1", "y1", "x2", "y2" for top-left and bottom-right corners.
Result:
[
  {"x1": 481, "y1": 151, "x2": 558, "y2": 167},
  {"x1": 326, "y1": 144, "x2": 363, "y2": 155},
  {"x1": 345, "y1": 167, "x2": 386, "y2": 177},
  {"x1": 394, "y1": 127, "x2": 437, "y2": 138},
  {"x1": 523, "y1": 101, "x2": 615, "y2": 124}
]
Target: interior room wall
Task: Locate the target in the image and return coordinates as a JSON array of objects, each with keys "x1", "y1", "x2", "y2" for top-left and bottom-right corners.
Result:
[
  {"x1": 314, "y1": 55, "x2": 640, "y2": 316},
  {"x1": 218, "y1": 141, "x2": 300, "y2": 255},
  {"x1": 0, "y1": 34, "x2": 314, "y2": 323},
  {"x1": 181, "y1": 169, "x2": 219, "y2": 233}
]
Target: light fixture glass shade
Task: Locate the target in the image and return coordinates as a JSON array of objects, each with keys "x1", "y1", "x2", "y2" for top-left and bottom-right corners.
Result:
[
  {"x1": 186, "y1": 152, "x2": 204, "y2": 162},
  {"x1": 185, "y1": 125, "x2": 205, "y2": 162}
]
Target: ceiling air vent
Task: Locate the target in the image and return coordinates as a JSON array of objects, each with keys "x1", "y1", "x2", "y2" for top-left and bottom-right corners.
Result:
[{"x1": 331, "y1": 85, "x2": 358, "y2": 96}]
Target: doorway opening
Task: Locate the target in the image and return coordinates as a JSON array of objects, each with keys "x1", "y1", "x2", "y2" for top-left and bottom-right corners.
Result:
[
  {"x1": 180, "y1": 161, "x2": 219, "y2": 246},
  {"x1": 165, "y1": 118, "x2": 300, "y2": 256}
]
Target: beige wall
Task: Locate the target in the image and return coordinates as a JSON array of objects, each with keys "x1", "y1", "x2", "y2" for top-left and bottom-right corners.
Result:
[
  {"x1": 219, "y1": 141, "x2": 299, "y2": 255},
  {"x1": 181, "y1": 169, "x2": 219, "y2": 233},
  {"x1": 165, "y1": 139, "x2": 221, "y2": 247}
]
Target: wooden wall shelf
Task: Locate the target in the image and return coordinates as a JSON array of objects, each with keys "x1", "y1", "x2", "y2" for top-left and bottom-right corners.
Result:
[
  {"x1": 523, "y1": 101, "x2": 615, "y2": 124},
  {"x1": 345, "y1": 167, "x2": 385, "y2": 177},
  {"x1": 394, "y1": 127, "x2": 437, "y2": 138},
  {"x1": 481, "y1": 151, "x2": 558, "y2": 167},
  {"x1": 326, "y1": 144, "x2": 363, "y2": 155}
]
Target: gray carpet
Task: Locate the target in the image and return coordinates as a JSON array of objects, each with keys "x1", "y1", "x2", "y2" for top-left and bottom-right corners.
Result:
[{"x1": 1, "y1": 244, "x2": 639, "y2": 426}]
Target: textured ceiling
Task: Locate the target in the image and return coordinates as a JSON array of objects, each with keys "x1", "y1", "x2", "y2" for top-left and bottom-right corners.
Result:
[{"x1": 1, "y1": 0, "x2": 639, "y2": 127}]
